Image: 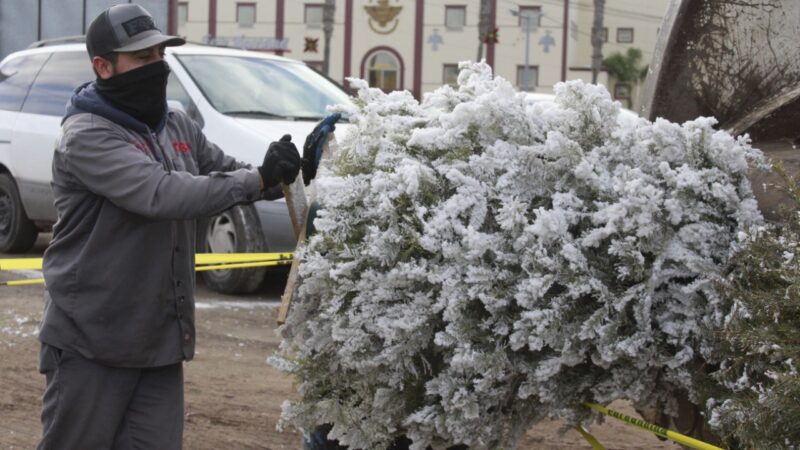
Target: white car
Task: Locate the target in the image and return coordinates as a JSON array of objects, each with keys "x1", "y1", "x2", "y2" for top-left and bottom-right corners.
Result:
[{"x1": 0, "y1": 40, "x2": 352, "y2": 293}]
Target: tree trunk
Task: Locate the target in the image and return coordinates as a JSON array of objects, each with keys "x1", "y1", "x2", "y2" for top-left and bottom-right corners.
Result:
[
  {"x1": 477, "y1": 0, "x2": 491, "y2": 62},
  {"x1": 591, "y1": 0, "x2": 605, "y2": 84},
  {"x1": 322, "y1": 0, "x2": 335, "y2": 75}
]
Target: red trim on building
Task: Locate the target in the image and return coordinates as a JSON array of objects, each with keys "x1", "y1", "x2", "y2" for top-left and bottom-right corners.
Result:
[
  {"x1": 167, "y1": 0, "x2": 178, "y2": 35},
  {"x1": 276, "y1": 0, "x2": 285, "y2": 56},
  {"x1": 38, "y1": 0, "x2": 42, "y2": 40},
  {"x1": 360, "y1": 46, "x2": 405, "y2": 91},
  {"x1": 208, "y1": 0, "x2": 217, "y2": 38},
  {"x1": 344, "y1": 0, "x2": 353, "y2": 88},
  {"x1": 413, "y1": 0, "x2": 424, "y2": 99},
  {"x1": 487, "y1": 0, "x2": 496, "y2": 69},
  {"x1": 561, "y1": 0, "x2": 569, "y2": 81}
]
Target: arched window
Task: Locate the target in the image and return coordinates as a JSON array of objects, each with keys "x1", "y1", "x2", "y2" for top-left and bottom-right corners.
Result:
[{"x1": 363, "y1": 49, "x2": 401, "y2": 91}]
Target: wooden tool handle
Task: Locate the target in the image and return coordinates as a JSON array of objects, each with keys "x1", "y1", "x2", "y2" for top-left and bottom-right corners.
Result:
[
  {"x1": 282, "y1": 178, "x2": 309, "y2": 240},
  {"x1": 276, "y1": 135, "x2": 333, "y2": 325}
]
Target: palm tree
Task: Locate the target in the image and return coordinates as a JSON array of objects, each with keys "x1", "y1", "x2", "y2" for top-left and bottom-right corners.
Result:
[
  {"x1": 322, "y1": 0, "x2": 335, "y2": 75},
  {"x1": 603, "y1": 47, "x2": 648, "y2": 108},
  {"x1": 591, "y1": 0, "x2": 605, "y2": 83}
]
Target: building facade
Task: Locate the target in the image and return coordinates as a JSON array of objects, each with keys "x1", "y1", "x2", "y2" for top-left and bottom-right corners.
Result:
[
  {"x1": 178, "y1": 0, "x2": 668, "y2": 111},
  {"x1": 1, "y1": 1, "x2": 666, "y2": 111},
  {"x1": 0, "y1": 0, "x2": 175, "y2": 61}
]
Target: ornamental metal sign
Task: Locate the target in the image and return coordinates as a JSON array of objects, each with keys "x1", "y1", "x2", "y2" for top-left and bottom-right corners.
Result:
[
  {"x1": 365, "y1": 0, "x2": 402, "y2": 35},
  {"x1": 202, "y1": 35, "x2": 289, "y2": 51}
]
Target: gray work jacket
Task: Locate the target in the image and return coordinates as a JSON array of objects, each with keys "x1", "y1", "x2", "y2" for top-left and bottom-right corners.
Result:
[{"x1": 39, "y1": 82, "x2": 263, "y2": 367}]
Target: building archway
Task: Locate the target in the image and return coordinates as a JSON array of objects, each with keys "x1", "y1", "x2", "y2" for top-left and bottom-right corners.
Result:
[{"x1": 360, "y1": 46, "x2": 404, "y2": 92}]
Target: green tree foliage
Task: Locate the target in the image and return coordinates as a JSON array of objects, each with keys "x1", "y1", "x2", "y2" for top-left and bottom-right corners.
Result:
[
  {"x1": 602, "y1": 48, "x2": 648, "y2": 84},
  {"x1": 705, "y1": 163, "x2": 800, "y2": 449}
]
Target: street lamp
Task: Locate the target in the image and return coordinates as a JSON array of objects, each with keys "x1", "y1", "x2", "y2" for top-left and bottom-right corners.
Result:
[{"x1": 510, "y1": 7, "x2": 541, "y2": 91}]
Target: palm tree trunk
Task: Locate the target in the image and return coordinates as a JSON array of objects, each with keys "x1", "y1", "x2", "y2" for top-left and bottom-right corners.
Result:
[
  {"x1": 322, "y1": 0, "x2": 335, "y2": 75},
  {"x1": 591, "y1": 0, "x2": 605, "y2": 83}
]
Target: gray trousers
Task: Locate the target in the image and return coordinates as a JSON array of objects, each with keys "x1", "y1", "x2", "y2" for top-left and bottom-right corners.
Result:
[{"x1": 37, "y1": 343, "x2": 184, "y2": 450}]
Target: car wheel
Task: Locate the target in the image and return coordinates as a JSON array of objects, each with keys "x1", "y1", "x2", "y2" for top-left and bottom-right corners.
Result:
[
  {"x1": 0, "y1": 173, "x2": 38, "y2": 254},
  {"x1": 199, "y1": 204, "x2": 267, "y2": 294}
]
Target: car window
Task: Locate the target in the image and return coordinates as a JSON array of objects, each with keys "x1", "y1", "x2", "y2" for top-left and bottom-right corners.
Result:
[
  {"x1": 0, "y1": 53, "x2": 49, "y2": 112},
  {"x1": 176, "y1": 55, "x2": 351, "y2": 119},
  {"x1": 22, "y1": 51, "x2": 94, "y2": 117},
  {"x1": 167, "y1": 71, "x2": 192, "y2": 110},
  {"x1": 167, "y1": 70, "x2": 203, "y2": 127}
]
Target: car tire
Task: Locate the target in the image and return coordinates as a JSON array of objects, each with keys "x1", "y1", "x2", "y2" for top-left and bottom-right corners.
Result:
[
  {"x1": 0, "y1": 173, "x2": 38, "y2": 254},
  {"x1": 199, "y1": 204, "x2": 267, "y2": 294}
]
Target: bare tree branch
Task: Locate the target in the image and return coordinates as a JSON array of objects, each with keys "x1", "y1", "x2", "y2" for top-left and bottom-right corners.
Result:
[{"x1": 685, "y1": 0, "x2": 800, "y2": 125}]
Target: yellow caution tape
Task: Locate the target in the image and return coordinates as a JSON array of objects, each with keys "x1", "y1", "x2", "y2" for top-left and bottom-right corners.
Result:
[
  {"x1": 0, "y1": 253, "x2": 294, "y2": 286},
  {"x1": 584, "y1": 403, "x2": 724, "y2": 450},
  {"x1": 195, "y1": 260, "x2": 292, "y2": 271},
  {"x1": 575, "y1": 425, "x2": 606, "y2": 450},
  {"x1": 0, "y1": 258, "x2": 43, "y2": 271},
  {"x1": 0, "y1": 253, "x2": 293, "y2": 272},
  {"x1": 195, "y1": 252, "x2": 293, "y2": 265},
  {"x1": 0, "y1": 278, "x2": 45, "y2": 286}
]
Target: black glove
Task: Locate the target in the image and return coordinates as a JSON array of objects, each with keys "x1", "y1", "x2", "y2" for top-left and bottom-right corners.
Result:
[
  {"x1": 302, "y1": 113, "x2": 341, "y2": 185},
  {"x1": 259, "y1": 134, "x2": 301, "y2": 188}
]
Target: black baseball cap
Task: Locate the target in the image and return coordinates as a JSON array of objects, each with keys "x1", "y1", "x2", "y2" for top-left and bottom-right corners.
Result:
[{"x1": 86, "y1": 4, "x2": 185, "y2": 58}]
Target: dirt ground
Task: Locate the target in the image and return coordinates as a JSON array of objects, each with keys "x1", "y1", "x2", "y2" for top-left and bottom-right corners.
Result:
[{"x1": 0, "y1": 236, "x2": 678, "y2": 450}]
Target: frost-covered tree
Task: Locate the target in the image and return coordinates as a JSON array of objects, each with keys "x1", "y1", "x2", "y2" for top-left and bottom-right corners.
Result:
[{"x1": 271, "y1": 62, "x2": 765, "y2": 450}]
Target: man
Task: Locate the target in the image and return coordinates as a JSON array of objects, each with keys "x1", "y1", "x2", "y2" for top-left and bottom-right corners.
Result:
[{"x1": 37, "y1": 4, "x2": 303, "y2": 449}]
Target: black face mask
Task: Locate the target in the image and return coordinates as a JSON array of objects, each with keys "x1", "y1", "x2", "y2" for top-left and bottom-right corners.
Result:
[{"x1": 96, "y1": 60, "x2": 170, "y2": 130}]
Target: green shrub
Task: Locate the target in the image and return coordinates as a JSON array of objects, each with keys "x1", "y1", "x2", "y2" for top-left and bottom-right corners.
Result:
[{"x1": 705, "y1": 163, "x2": 800, "y2": 449}]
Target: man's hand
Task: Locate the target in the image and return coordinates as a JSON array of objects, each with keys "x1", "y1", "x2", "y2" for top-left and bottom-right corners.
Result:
[
  {"x1": 302, "y1": 113, "x2": 341, "y2": 185},
  {"x1": 259, "y1": 134, "x2": 301, "y2": 188}
]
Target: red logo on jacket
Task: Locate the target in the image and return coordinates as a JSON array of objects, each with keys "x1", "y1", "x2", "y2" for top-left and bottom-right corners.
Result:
[
  {"x1": 131, "y1": 141, "x2": 150, "y2": 153},
  {"x1": 172, "y1": 141, "x2": 191, "y2": 153}
]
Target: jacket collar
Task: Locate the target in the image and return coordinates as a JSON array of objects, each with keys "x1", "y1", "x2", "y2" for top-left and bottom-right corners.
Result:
[{"x1": 63, "y1": 81, "x2": 167, "y2": 133}]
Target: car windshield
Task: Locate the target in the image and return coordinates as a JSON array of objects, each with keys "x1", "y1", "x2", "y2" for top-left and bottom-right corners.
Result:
[{"x1": 176, "y1": 54, "x2": 351, "y2": 120}]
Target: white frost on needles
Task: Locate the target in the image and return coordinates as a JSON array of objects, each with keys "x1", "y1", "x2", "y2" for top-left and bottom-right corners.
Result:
[{"x1": 271, "y1": 62, "x2": 765, "y2": 450}]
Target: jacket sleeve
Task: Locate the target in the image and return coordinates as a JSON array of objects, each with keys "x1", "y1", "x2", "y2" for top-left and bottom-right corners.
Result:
[
  {"x1": 62, "y1": 123, "x2": 262, "y2": 220},
  {"x1": 184, "y1": 113, "x2": 253, "y2": 175},
  {"x1": 182, "y1": 112, "x2": 284, "y2": 199}
]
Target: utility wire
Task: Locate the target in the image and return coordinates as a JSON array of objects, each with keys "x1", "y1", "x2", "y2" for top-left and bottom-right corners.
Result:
[
  {"x1": 537, "y1": 12, "x2": 655, "y2": 55},
  {"x1": 495, "y1": 0, "x2": 658, "y2": 55},
  {"x1": 499, "y1": 0, "x2": 666, "y2": 22}
]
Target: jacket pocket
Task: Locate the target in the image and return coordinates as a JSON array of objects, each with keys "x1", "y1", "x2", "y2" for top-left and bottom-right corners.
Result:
[{"x1": 38, "y1": 343, "x2": 63, "y2": 374}]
